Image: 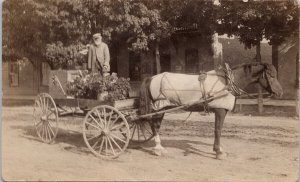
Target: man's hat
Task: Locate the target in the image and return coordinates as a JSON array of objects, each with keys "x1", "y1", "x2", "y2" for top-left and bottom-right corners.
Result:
[{"x1": 93, "y1": 33, "x2": 102, "y2": 39}]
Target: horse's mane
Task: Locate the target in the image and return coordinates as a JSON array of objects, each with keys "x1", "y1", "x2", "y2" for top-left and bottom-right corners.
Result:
[{"x1": 231, "y1": 62, "x2": 267, "y2": 70}]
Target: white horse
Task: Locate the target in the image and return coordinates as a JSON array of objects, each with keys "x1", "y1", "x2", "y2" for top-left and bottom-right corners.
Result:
[{"x1": 139, "y1": 63, "x2": 283, "y2": 159}]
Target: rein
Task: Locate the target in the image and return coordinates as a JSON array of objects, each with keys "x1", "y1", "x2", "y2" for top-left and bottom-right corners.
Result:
[{"x1": 223, "y1": 63, "x2": 273, "y2": 99}]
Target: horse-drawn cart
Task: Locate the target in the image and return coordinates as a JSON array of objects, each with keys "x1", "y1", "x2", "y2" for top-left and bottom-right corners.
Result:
[
  {"x1": 33, "y1": 63, "x2": 279, "y2": 159},
  {"x1": 33, "y1": 89, "x2": 228, "y2": 159},
  {"x1": 33, "y1": 71, "x2": 154, "y2": 159}
]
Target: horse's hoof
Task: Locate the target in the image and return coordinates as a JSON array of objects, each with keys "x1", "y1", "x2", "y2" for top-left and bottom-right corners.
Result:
[
  {"x1": 153, "y1": 149, "x2": 162, "y2": 156},
  {"x1": 161, "y1": 148, "x2": 168, "y2": 154},
  {"x1": 216, "y1": 152, "x2": 227, "y2": 160}
]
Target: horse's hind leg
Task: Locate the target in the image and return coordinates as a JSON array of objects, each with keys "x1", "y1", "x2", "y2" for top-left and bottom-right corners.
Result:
[
  {"x1": 213, "y1": 108, "x2": 227, "y2": 160},
  {"x1": 150, "y1": 113, "x2": 166, "y2": 156}
]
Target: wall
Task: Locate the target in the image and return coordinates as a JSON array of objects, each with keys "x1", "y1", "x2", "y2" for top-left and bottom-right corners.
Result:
[
  {"x1": 219, "y1": 37, "x2": 272, "y2": 66},
  {"x1": 2, "y1": 60, "x2": 38, "y2": 96},
  {"x1": 117, "y1": 45, "x2": 130, "y2": 78},
  {"x1": 277, "y1": 36, "x2": 298, "y2": 99},
  {"x1": 169, "y1": 35, "x2": 214, "y2": 73}
]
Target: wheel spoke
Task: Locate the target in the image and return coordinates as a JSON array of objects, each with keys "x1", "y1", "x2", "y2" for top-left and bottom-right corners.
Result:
[
  {"x1": 45, "y1": 124, "x2": 49, "y2": 141},
  {"x1": 46, "y1": 125, "x2": 52, "y2": 140},
  {"x1": 95, "y1": 109, "x2": 105, "y2": 129},
  {"x1": 43, "y1": 97, "x2": 47, "y2": 114},
  {"x1": 35, "y1": 120, "x2": 43, "y2": 127},
  {"x1": 47, "y1": 109, "x2": 56, "y2": 118},
  {"x1": 107, "y1": 136, "x2": 116, "y2": 156},
  {"x1": 103, "y1": 108, "x2": 107, "y2": 121},
  {"x1": 45, "y1": 98, "x2": 49, "y2": 116},
  {"x1": 131, "y1": 124, "x2": 137, "y2": 140},
  {"x1": 141, "y1": 125, "x2": 147, "y2": 140},
  {"x1": 41, "y1": 123, "x2": 46, "y2": 140},
  {"x1": 92, "y1": 139, "x2": 100, "y2": 149},
  {"x1": 109, "y1": 115, "x2": 120, "y2": 129},
  {"x1": 105, "y1": 137, "x2": 108, "y2": 156},
  {"x1": 111, "y1": 123, "x2": 126, "y2": 130},
  {"x1": 110, "y1": 133, "x2": 126, "y2": 144},
  {"x1": 87, "y1": 134, "x2": 100, "y2": 141},
  {"x1": 98, "y1": 137, "x2": 105, "y2": 154},
  {"x1": 35, "y1": 100, "x2": 42, "y2": 113},
  {"x1": 137, "y1": 124, "x2": 140, "y2": 141},
  {"x1": 89, "y1": 114, "x2": 104, "y2": 130},
  {"x1": 45, "y1": 124, "x2": 50, "y2": 141},
  {"x1": 101, "y1": 108, "x2": 108, "y2": 129},
  {"x1": 85, "y1": 119, "x2": 101, "y2": 130},
  {"x1": 47, "y1": 118, "x2": 57, "y2": 122},
  {"x1": 129, "y1": 123, "x2": 134, "y2": 129},
  {"x1": 144, "y1": 124, "x2": 152, "y2": 135},
  {"x1": 118, "y1": 128, "x2": 128, "y2": 134},
  {"x1": 41, "y1": 96, "x2": 45, "y2": 114},
  {"x1": 38, "y1": 97, "x2": 43, "y2": 114},
  {"x1": 47, "y1": 122, "x2": 55, "y2": 137},
  {"x1": 108, "y1": 135, "x2": 122, "y2": 151},
  {"x1": 107, "y1": 110, "x2": 114, "y2": 128}
]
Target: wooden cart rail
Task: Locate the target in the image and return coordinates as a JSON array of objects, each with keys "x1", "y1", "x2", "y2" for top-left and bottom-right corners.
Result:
[{"x1": 54, "y1": 97, "x2": 139, "y2": 111}]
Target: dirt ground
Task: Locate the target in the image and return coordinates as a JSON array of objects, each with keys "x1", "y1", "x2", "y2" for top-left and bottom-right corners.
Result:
[{"x1": 2, "y1": 106, "x2": 299, "y2": 181}]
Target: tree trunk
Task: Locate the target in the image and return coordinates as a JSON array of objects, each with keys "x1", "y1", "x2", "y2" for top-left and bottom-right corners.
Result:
[
  {"x1": 256, "y1": 42, "x2": 264, "y2": 114},
  {"x1": 155, "y1": 41, "x2": 161, "y2": 74},
  {"x1": 272, "y1": 44, "x2": 279, "y2": 76}
]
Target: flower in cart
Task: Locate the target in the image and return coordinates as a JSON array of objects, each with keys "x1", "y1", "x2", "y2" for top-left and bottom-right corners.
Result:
[{"x1": 67, "y1": 72, "x2": 131, "y2": 101}]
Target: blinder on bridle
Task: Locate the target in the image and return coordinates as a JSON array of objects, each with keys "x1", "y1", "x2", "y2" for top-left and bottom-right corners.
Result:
[{"x1": 258, "y1": 64, "x2": 278, "y2": 97}]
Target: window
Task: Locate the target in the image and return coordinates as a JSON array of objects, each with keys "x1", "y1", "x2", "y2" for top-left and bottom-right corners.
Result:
[
  {"x1": 160, "y1": 53, "x2": 171, "y2": 73},
  {"x1": 185, "y1": 48, "x2": 199, "y2": 73},
  {"x1": 129, "y1": 52, "x2": 141, "y2": 81},
  {"x1": 9, "y1": 62, "x2": 19, "y2": 87}
]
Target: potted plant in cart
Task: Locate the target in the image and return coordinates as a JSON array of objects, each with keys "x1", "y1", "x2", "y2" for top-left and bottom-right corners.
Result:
[{"x1": 67, "y1": 72, "x2": 132, "y2": 103}]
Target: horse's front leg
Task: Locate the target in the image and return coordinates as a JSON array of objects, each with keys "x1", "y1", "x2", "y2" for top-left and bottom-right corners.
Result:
[
  {"x1": 213, "y1": 108, "x2": 227, "y2": 159},
  {"x1": 151, "y1": 113, "x2": 166, "y2": 156}
]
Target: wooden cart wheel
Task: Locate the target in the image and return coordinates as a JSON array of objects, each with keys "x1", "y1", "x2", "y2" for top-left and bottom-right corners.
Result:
[
  {"x1": 33, "y1": 93, "x2": 58, "y2": 143},
  {"x1": 127, "y1": 118, "x2": 154, "y2": 143},
  {"x1": 83, "y1": 105, "x2": 130, "y2": 159}
]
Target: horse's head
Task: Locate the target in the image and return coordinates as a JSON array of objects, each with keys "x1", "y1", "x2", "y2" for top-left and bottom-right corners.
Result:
[
  {"x1": 258, "y1": 63, "x2": 283, "y2": 98},
  {"x1": 232, "y1": 62, "x2": 283, "y2": 98}
]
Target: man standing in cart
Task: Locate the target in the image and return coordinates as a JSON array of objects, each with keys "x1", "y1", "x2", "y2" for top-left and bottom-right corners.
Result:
[{"x1": 88, "y1": 33, "x2": 110, "y2": 76}]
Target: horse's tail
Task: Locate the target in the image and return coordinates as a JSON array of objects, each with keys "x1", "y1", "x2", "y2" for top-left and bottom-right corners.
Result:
[{"x1": 139, "y1": 77, "x2": 152, "y2": 115}]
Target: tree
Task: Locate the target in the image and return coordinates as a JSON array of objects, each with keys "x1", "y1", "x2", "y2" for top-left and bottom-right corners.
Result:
[
  {"x1": 217, "y1": 0, "x2": 299, "y2": 113},
  {"x1": 262, "y1": 0, "x2": 299, "y2": 73},
  {"x1": 3, "y1": 0, "x2": 172, "y2": 72},
  {"x1": 3, "y1": 0, "x2": 58, "y2": 64}
]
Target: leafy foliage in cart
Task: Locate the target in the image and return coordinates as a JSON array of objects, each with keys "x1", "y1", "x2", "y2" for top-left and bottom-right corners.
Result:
[{"x1": 67, "y1": 72, "x2": 131, "y2": 101}]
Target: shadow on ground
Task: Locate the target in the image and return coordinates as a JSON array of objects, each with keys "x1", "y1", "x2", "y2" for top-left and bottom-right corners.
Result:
[{"x1": 11, "y1": 124, "x2": 218, "y2": 159}]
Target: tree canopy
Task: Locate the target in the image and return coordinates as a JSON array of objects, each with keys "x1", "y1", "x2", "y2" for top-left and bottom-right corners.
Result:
[
  {"x1": 3, "y1": 0, "x2": 299, "y2": 66},
  {"x1": 217, "y1": 0, "x2": 299, "y2": 49}
]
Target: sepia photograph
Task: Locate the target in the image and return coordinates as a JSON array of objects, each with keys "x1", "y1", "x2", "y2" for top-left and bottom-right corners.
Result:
[{"x1": 2, "y1": 0, "x2": 299, "y2": 181}]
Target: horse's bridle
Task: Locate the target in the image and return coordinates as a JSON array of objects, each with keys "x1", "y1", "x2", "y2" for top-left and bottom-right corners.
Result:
[{"x1": 223, "y1": 63, "x2": 273, "y2": 99}]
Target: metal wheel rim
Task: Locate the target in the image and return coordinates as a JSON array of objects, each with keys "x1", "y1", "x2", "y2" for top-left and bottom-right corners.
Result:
[
  {"x1": 33, "y1": 93, "x2": 58, "y2": 143},
  {"x1": 83, "y1": 105, "x2": 130, "y2": 159}
]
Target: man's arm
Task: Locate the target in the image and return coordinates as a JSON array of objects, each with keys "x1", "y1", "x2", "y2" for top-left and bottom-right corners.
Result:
[
  {"x1": 87, "y1": 45, "x2": 93, "y2": 71},
  {"x1": 103, "y1": 44, "x2": 110, "y2": 72}
]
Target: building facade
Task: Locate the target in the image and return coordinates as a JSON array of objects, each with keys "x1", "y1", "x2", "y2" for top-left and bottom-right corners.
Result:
[{"x1": 2, "y1": 35, "x2": 298, "y2": 100}]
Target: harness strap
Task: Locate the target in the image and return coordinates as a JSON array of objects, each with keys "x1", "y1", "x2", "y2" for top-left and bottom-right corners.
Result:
[{"x1": 160, "y1": 73, "x2": 183, "y2": 105}]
